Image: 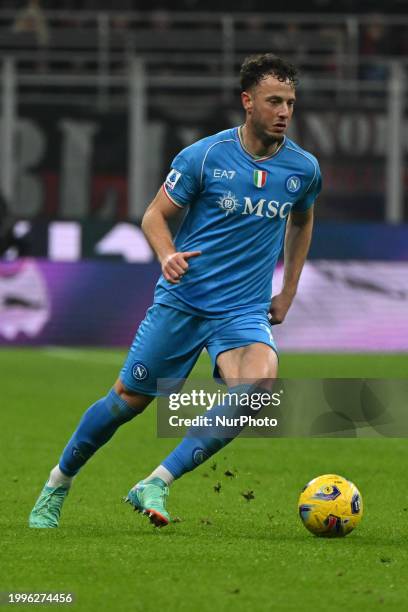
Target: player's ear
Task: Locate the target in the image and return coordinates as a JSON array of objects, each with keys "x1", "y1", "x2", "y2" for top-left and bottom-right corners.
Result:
[{"x1": 241, "y1": 91, "x2": 253, "y2": 112}]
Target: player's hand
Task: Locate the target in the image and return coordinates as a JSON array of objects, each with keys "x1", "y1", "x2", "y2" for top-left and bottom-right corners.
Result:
[
  {"x1": 161, "y1": 251, "x2": 202, "y2": 284},
  {"x1": 268, "y1": 292, "x2": 294, "y2": 325}
]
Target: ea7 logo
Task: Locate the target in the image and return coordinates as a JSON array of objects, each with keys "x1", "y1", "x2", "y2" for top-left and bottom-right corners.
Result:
[{"x1": 213, "y1": 169, "x2": 236, "y2": 179}]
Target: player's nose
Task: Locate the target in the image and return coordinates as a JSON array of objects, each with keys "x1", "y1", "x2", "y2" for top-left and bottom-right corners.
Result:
[{"x1": 278, "y1": 103, "x2": 290, "y2": 118}]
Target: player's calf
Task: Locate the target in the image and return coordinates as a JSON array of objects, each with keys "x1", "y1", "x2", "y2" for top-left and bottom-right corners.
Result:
[
  {"x1": 126, "y1": 383, "x2": 270, "y2": 528},
  {"x1": 29, "y1": 387, "x2": 152, "y2": 527}
]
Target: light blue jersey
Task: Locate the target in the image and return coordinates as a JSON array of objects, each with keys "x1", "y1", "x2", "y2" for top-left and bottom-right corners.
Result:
[{"x1": 154, "y1": 126, "x2": 321, "y2": 317}]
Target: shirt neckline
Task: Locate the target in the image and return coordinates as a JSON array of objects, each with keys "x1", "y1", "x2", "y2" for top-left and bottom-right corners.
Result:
[{"x1": 237, "y1": 125, "x2": 286, "y2": 162}]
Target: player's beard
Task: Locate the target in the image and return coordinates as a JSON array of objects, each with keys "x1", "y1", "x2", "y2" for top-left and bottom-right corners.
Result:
[{"x1": 251, "y1": 114, "x2": 285, "y2": 150}]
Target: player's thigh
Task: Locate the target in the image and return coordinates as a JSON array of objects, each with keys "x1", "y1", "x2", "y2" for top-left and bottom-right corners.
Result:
[
  {"x1": 119, "y1": 304, "x2": 205, "y2": 396},
  {"x1": 217, "y1": 342, "x2": 278, "y2": 386},
  {"x1": 207, "y1": 311, "x2": 278, "y2": 386}
]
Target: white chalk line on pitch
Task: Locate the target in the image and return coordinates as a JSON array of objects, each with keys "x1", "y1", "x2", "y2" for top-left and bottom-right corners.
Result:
[{"x1": 41, "y1": 347, "x2": 125, "y2": 364}]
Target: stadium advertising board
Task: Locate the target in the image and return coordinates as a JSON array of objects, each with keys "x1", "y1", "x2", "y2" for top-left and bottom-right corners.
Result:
[
  {"x1": 0, "y1": 259, "x2": 407, "y2": 351},
  {"x1": 11, "y1": 106, "x2": 408, "y2": 222}
]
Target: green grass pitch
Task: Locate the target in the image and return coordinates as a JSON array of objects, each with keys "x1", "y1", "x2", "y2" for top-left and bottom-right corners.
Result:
[{"x1": 1, "y1": 348, "x2": 407, "y2": 611}]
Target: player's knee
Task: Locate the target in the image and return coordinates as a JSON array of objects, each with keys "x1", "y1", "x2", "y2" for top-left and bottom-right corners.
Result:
[{"x1": 113, "y1": 379, "x2": 153, "y2": 414}]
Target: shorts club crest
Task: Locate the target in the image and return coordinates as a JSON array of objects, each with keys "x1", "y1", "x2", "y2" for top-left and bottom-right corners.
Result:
[
  {"x1": 132, "y1": 363, "x2": 149, "y2": 381},
  {"x1": 120, "y1": 304, "x2": 278, "y2": 396}
]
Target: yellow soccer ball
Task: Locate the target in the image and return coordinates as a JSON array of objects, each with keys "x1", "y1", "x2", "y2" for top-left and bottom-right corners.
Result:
[{"x1": 298, "y1": 474, "x2": 363, "y2": 537}]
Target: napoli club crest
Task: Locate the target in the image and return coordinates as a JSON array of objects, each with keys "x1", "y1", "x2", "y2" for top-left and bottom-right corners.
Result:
[
  {"x1": 286, "y1": 175, "x2": 302, "y2": 193},
  {"x1": 132, "y1": 362, "x2": 149, "y2": 381}
]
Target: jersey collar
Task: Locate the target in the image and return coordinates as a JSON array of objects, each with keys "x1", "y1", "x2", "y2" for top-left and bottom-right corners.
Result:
[{"x1": 237, "y1": 125, "x2": 286, "y2": 162}]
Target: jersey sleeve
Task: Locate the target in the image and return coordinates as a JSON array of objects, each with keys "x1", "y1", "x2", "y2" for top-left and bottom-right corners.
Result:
[
  {"x1": 293, "y1": 161, "x2": 322, "y2": 212},
  {"x1": 162, "y1": 145, "x2": 202, "y2": 208}
]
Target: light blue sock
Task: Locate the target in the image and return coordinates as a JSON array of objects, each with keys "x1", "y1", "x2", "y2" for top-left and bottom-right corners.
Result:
[
  {"x1": 59, "y1": 389, "x2": 137, "y2": 477},
  {"x1": 162, "y1": 384, "x2": 255, "y2": 479}
]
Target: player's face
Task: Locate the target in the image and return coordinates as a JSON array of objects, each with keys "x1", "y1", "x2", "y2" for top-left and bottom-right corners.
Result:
[{"x1": 241, "y1": 75, "x2": 296, "y2": 144}]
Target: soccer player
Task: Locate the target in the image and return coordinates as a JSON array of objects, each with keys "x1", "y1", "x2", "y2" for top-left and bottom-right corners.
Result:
[{"x1": 29, "y1": 53, "x2": 321, "y2": 528}]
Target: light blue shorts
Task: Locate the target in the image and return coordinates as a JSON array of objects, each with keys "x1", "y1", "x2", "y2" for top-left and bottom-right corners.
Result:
[{"x1": 119, "y1": 304, "x2": 277, "y2": 396}]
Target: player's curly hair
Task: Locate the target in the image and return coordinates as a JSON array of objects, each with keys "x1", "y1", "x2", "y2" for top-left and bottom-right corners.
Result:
[{"x1": 240, "y1": 53, "x2": 299, "y2": 91}]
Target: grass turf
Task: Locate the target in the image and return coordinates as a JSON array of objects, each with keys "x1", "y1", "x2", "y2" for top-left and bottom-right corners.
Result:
[{"x1": 1, "y1": 348, "x2": 407, "y2": 611}]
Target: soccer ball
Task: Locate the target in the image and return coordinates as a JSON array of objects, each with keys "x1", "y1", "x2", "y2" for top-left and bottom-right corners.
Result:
[{"x1": 298, "y1": 474, "x2": 363, "y2": 537}]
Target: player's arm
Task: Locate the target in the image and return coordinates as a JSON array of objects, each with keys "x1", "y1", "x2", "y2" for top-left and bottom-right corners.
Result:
[
  {"x1": 141, "y1": 187, "x2": 201, "y2": 284},
  {"x1": 269, "y1": 206, "x2": 314, "y2": 324}
]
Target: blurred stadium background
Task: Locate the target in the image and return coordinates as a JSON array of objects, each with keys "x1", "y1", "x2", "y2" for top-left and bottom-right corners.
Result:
[
  {"x1": 2, "y1": 8, "x2": 407, "y2": 609},
  {"x1": 0, "y1": 0, "x2": 407, "y2": 355}
]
